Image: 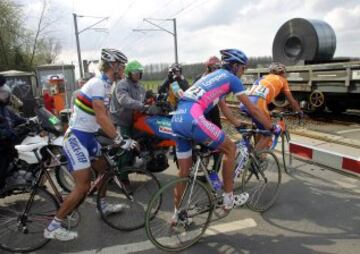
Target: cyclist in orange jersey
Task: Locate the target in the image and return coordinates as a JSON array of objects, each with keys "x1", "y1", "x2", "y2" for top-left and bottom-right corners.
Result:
[{"x1": 240, "y1": 62, "x2": 303, "y2": 151}]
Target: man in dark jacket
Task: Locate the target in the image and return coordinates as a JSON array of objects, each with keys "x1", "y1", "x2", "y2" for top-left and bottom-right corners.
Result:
[
  {"x1": 0, "y1": 75, "x2": 26, "y2": 188},
  {"x1": 158, "y1": 63, "x2": 189, "y2": 109},
  {"x1": 110, "y1": 60, "x2": 147, "y2": 176}
]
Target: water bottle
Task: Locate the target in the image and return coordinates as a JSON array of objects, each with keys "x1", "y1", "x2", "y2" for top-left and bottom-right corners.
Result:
[
  {"x1": 234, "y1": 140, "x2": 249, "y2": 177},
  {"x1": 208, "y1": 170, "x2": 222, "y2": 191}
]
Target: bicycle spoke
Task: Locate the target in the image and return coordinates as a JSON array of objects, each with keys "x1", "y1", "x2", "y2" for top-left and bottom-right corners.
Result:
[
  {"x1": 0, "y1": 185, "x2": 58, "y2": 252},
  {"x1": 242, "y1": 151, "x2": 281, "y2": 212},
  {"x1": 145, "y1": 178, "x2": 213, "y2": 252},
  {"x1": 98, "y1": 168, "x2": 161, "y2": 231}
]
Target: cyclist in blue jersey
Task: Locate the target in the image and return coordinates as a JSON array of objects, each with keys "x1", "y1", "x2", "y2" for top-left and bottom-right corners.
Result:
[
  {"x1": 171, "y1": 49, "x2": 282, "y2": 217},
  {"x1": 44, "y1": 49, "x2": 137, "y2": 241}
]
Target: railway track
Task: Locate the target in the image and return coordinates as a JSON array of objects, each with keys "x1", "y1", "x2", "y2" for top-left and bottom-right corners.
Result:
[{"x1": 224, "y1": 101, "x2": 360, "y2": 149}]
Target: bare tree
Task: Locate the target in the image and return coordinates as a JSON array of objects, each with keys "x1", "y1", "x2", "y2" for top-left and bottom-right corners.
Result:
[
  {"x1": 29, "y1": 0, "x2": 47, "y2": 67},
  {"x1": 28, "y1": 0, "x2": 63, "y2": 67}
]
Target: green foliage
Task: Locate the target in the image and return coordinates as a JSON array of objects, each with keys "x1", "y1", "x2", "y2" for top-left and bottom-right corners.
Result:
[
  {"x1": 142, "y1": 56, "x2": 273, "y2": 82},
  {"x1": 0, "y1": 0, "x2": 60, "y2": 71}
]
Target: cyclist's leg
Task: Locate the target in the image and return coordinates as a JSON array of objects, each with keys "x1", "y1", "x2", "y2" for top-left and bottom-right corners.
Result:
[
  {"x1": 171, "y1": 102, "x2": 195, "y2": 217},
  {"x1": 250, "y1": 98, "x2": 272, "y2": 151},
  {"x1": 191, "y1": 113, "x2": 248, "y2": 209},
  {"x1": 217, "y1": 137, "x2": 236, "y2": 193},
  {"x1": 174, "y1": 137, "x2": 193, "y2": 208},
  {"x1": 45, "y1": 130, "x2": 94, "y2": 241}
]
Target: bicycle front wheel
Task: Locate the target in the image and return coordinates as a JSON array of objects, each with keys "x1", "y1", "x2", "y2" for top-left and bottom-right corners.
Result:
[
  {"x1": 97, "y1": 167, "x2": 160, "y2": 231},
  {"x1": 55, "y1": 164, "x2": 75, "y2": 193},
  {"x1": 145, "y1": 177, "x2": 214, "y2": 252},
  {"x1": 282, "y1": 131, "x2": 293, "y2": 174},
  {"x1": 242, "y1": 150, "x2": 281, "y2": 212},
  {"x1": 0, "y1": 184, "x2": 59, "y2": 252}
]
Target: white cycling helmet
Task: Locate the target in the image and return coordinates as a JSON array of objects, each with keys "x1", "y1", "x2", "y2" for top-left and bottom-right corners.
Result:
[
  {"x1": 269, "y1": 62, "x2": 286, "y2": 74},
  {"x1": 101, "y1": 48, "x2": 128, "y2": 64}
]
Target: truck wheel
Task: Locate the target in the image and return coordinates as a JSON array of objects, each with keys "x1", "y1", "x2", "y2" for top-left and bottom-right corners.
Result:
[{"x1": 309, "y1": 90, "x2": 325, "y2": 110}]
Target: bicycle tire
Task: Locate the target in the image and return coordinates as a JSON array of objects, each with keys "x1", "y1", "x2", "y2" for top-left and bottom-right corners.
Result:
[
  {"x1": 55, "y1": 164, "x2": 75, "y2": 193},
  {"x1": 97, "y1": 167, "x2": 161, "y2": 231},
  {"x1": 145, "y1": 177, "x2": 214, "y2": 252},
  {"x1": 241, "y1": 150, "x2": 281, "y2": 212},
  {"x1": 0, "y1": 184, "x2": 59, "y2": 252},
  {"x1": 282, "y1": 131, "x2": 293, "y2": 174},
  {"x1": 56, "y1": 166, "x2": 98, "y2": 195}
]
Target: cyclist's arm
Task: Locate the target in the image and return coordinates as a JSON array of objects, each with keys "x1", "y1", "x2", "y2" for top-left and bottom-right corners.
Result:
[
  {"x1": 218, "y1": 99, "x2": 242, "y2": 126},
  {"x1": 283, "y1": 90, "x2": 301, "y2": 112},
  {"x1": 237, "y1": 94, "x2": 273, "y2": 130},
  {"x1": 158, "y1": 79, "x2": 170, "y2": 94},
  {"x1": 93, "y1": 99, "x2": 117, "y2": 139}
]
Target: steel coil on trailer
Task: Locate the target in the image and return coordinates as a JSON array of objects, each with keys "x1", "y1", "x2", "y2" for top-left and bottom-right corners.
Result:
[{"x1": 272, "y1": 18, "x2": 336, "y2": 65}]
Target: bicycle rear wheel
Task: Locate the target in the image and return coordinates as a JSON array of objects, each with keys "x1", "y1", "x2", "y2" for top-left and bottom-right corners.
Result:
[
  {"x1": 97, "y1": 167, "x2": 160, "y2": 231},
  {"x1": 0, "y1": 184, "x2": 59, "y2": 252},
  {"x1": 241, "y1": 150, "x2": 281, "y2": 212},
  {"x1": 282, "y1": 131, "x2": 293, "y2": 174},
  {"x1": 145, "y1": 177, "x2": 213, "y2": 252}
]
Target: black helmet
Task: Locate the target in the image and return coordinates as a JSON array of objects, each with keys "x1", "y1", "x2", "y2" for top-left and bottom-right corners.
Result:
[{"x1": 168, "y1": 63, "x2": 182, "y2": 74}]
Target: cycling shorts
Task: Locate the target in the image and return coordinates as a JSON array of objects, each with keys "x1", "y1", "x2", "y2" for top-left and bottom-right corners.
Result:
[
  {"x1": 240, "y1": 96, "x2": 271, "y2": 132},
  {"x1": 171, "y1": 101, "x2": 225, "y2": 159},
  {"x1": 63, "y1": 128, "x2": 101, "y2": 172}
]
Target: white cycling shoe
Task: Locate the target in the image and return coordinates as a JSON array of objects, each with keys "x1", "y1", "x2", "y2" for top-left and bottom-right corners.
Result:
[
  {"x1": 223, "y1": 192, "x2": 249, "y2": 210},
  {"x1": 44, "y1": 227, "x2": 78, "y2": 241}
]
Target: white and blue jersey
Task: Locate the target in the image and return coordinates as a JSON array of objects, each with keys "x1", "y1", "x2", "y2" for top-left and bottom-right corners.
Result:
[{"x1": 64, "y1": 74, "x2": 112, "y2": 171}]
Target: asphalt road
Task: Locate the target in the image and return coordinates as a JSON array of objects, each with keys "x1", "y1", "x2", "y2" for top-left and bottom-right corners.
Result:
[{"x1": 10, "y1": 158, "x2": 358, "y2": 254}]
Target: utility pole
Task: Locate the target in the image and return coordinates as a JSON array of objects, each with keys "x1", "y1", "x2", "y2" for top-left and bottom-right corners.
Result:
[
  {"x1": 133, "y1": 18, "x2": 179, "y2": 64},
  {"x1": 73, "y1": 13, "x2": 83, "y2": 78},
  {"x1": 73, "y1": 13, "x2": 108, "y2": 78}
]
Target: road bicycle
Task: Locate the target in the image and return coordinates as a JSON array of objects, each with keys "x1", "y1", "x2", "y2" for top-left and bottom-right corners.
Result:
[
  {"x1": 0, "y1": 134, "x2": 161, "y2": 253},
  {"x1": 144, "y1": 129, "x2": 281, "y2": 251}
]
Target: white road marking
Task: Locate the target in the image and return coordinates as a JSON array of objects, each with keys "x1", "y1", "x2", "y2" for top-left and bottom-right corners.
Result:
[
  {"x1": 205, "y1": 218, "x2": 257, "y2": 236},
  {"x1": 336, "y1": 128, "x2": 360, "y2": 134},
  {"x1": 76, "y1": 218, "x2": 257, "y2": 254}
]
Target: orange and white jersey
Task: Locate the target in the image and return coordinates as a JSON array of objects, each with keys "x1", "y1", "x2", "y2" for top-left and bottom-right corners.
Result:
[{"x1": 247, "y1": 74, "x2": 290, "y2": 104}]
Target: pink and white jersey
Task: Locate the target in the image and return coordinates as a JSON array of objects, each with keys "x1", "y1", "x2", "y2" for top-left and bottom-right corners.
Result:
[{"x1": 181, "y1": 69, "x2": 246, "y2": 113}]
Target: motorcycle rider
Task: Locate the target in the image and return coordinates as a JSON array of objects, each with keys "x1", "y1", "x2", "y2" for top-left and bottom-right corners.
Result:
[
  {"x1": 44, "y1": 49, "x2": 137, "y2": 241},
  {"x1": 0, "y1": 75, "x2": 26, "y2": 189},
  {"x1": 110, "y1": 60, "x2": 148, "y2": 182}
]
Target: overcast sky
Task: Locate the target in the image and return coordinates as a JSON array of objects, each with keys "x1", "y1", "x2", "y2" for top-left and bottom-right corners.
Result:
[{"x1": 18, "y1": 0, "x2": 360, "y2": 68}]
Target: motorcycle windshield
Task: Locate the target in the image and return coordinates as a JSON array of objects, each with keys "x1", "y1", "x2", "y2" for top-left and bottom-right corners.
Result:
[{"x1": 36, "y1": 107, "x2": 63, "y2": 134}]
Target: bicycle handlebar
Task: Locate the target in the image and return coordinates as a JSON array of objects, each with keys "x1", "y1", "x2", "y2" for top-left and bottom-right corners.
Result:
[{"x1": 235, "y1": 127, "x2": 281, "y2": 150}]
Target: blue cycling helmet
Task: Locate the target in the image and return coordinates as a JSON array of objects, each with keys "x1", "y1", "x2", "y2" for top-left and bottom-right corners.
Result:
[{"x1": 220, "y1": 49, "x2": 248, "y2": 65}]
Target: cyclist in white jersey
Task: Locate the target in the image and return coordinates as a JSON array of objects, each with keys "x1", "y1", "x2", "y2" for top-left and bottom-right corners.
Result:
[{"x1": 44, "y1": 49, "x2": 137, "y2": 241}]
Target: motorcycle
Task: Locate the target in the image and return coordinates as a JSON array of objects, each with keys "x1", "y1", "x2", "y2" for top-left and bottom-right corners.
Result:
[
  {"x1": 0, "y1": 107, "x2": 65, "y2": 195},
  {"x1": 132, "y1": 94, "x2": 177, "y2": 173}
]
